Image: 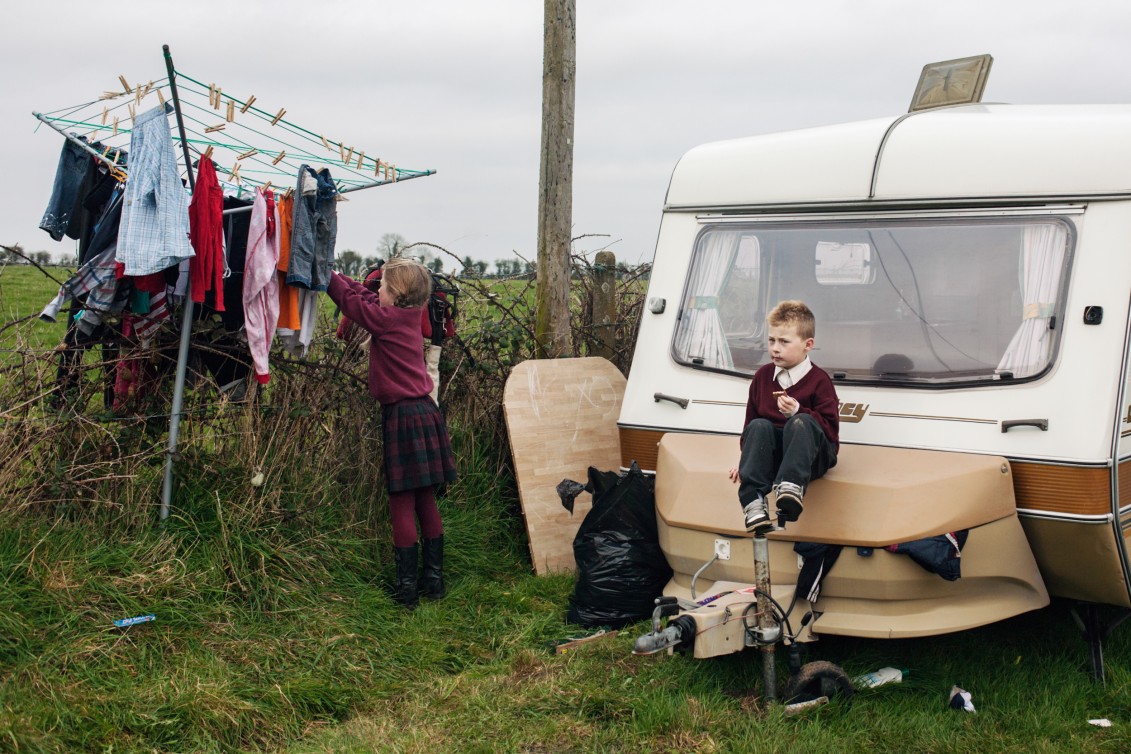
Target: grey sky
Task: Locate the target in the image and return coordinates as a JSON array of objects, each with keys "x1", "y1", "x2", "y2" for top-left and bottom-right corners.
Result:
[{"x1": 3, "y1": 1, "x2": 1130, "y2": 271}]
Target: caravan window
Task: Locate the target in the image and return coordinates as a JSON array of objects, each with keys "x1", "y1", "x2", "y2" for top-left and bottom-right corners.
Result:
[{"x1": 672, "y1": 216, "x2": 1074, "y2": 385}]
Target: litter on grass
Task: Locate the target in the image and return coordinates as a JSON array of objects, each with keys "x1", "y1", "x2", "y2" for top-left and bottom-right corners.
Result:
[
  {"x1": 113, "y1": 614, "x2": 156, "y2": 628},
  {"x1": 948, "y1": 685, "x2": 975, "y2": 712}
]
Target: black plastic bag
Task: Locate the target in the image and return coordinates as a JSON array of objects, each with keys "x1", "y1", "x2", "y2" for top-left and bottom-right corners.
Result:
[{"x1": 563, "y1": 462, "x2": 673, "y2": 628}]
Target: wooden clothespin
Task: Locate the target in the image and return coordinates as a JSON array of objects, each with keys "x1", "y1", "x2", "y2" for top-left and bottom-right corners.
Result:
[
  {"x1": 270, "y1": 107, "x2": 286, "y2": 126},
  {"x1": 112, "y1": 117, "x2": 119, "y2": 136},
  {"x1": 389, "y1": 163, "x2": 397, "y2": 181},
  {"x1": 239, "y1": 95, "x2": 256, "y2": 113},
  {"x1": 283, "y1": 186, "x2": 294, "y2": 199},
  {"x1": 118, "y1": 75, "x2": 132, "y2": 94},
  {"x1": 157, "y1": 89, "x2": 165, "y2": 107},
  {"x1": 142, "y1": 81, "x2": 153, "y2": 97},
  {"x1": 204, "y1": 124, "x2": 226, "y2": 134},
  {"x1": 228, "y1": 163, "x2": 242, "y2": 183},
  {"x1": 356, "y1": 151, "x2": 365, "y2": 170},
  {"x1": 101, "y1": 107, "x2": 109, "y2": 126},
  {"x1": 261, "y1": 181, "x2": 272, "y2": 193},
  {"x1": 344, "y1": 146, "x2": 354, "y2": 165},
  {"x1": 271, "y1": 150, "x2": 287, "y2": 165},
  {"x1": 128, "y1": 104, "x2": 136, "y2": 122},
  {"x1": 135, "y1": 87, "x2": 143, "y2": 107},
  {"x1": 226, "y1": 100, "x2": 235, "y2": 123},
  {"x1": 339, "y1": 143, "x2": 347, "y2": 163},
  {"x1": 237, "y1": 148, "x2": 258, "y2": 161},
  {"x1": 321, "y1": 134, "x2": 332, "y2": 151},
  {"x1": 101, "y1": 145, "x2": 111, "y2": 159},
  {"x1": 89, "y1": 130, "x2": 98, "y2": 143},
  {"x1": 203, "y1": 145, "x2": 214, "y2": 161},
  {"x1": 100, "y1": 91, "x2": 120, "y2": 100}
]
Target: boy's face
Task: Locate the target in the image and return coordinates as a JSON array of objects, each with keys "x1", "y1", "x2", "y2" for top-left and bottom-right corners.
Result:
[{"x1": 767, "y1": 323, "x2": 812, "y2": 371}]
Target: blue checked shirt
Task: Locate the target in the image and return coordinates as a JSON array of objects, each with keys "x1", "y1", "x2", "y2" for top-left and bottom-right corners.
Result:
[{"x1": 116, "y1": 104, "x2": 195, "y2": 276}]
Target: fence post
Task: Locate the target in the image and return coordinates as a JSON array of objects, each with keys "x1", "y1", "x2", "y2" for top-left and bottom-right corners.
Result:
[{"x1": 592, "y1": 250, "x2": 616, "y2": 360}]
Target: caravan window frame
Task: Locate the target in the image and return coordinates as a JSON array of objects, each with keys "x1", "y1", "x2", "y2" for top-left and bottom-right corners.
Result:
[{"x1": 670, "y1": 209, "x2": 1078, "y2": 388}]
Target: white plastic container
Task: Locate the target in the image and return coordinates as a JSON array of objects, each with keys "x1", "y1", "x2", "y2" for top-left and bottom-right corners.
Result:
[{"x1": 853, "y1": 667, "x2": 907, "y2": 689}]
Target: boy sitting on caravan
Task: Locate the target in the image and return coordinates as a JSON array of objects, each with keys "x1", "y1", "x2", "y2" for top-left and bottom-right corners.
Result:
[{"x1": 727, "y1": 300, "x2": 840, "y2": 534}]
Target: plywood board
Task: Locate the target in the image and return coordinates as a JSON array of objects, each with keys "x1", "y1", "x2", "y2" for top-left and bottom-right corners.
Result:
[{"x1": 503, "y1": 357, "x2": 626, "y2": 574}]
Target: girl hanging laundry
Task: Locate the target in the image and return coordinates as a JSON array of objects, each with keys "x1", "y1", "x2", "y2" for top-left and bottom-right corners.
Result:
[{"x1": 326, "y1": 258, "x2": 457, "y2": 608}]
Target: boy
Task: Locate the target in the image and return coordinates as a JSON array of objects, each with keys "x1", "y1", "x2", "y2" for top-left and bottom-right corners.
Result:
[{"x1": 728, "y1": 300, "x2": 840, "y2": 534}]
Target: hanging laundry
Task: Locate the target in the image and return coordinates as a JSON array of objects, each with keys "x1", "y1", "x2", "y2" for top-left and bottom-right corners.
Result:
[
  {"x1": 40, "y1": 242, "x2": 125, "y2": 336},
  {"x1": 287, "y1": 164, "x2": 337, "y2": 291},
  {"x1": 243, "y1": 188, "x2": 280, "y2": 384},
  {"x1": 39, "y1": 138, "x2": 90, "y2": 241},
  {"x1": 116, "y1": 103, "x2": 195, "y2": 276},
  {"x1": 275, "y1": 192, "x2": 300, "y2": 330},
  {"x1": 188, "y1": 155, "x2": 225, "y2": 310},
  {"x1": 217, "y1": 195, "x2": 253, "y2": 332}
]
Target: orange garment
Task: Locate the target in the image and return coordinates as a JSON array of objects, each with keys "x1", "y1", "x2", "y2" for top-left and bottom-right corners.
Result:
[{"x1": 275, "y1": 194, "x2": 301, "y2": 330}]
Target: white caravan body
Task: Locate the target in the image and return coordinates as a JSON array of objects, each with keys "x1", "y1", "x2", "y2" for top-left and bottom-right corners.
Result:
[{"x1": 619, "y1": 104, "x2": 1131, "y2": 648}]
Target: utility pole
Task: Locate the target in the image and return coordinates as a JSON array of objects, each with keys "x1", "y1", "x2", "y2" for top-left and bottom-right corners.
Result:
[{"x1": 534, "y1": 0, "x2": 576, "y2": 358}]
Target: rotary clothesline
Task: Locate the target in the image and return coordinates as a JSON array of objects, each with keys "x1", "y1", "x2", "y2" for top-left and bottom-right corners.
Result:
[{"x1": 31, "y1": 44, "x2": 436, "y2": 521}]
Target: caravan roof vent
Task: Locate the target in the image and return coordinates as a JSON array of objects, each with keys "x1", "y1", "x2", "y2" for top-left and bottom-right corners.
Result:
[{"x1": 909, "y1": 54, "x2": 993, "y2": 112}]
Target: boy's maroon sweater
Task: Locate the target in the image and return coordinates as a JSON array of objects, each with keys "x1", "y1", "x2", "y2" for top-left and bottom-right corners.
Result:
[
  {"x1": 742, "y1": 362, "x2": 840, "y2": 451},
  {"x1": 327, "y1": 272, "x2": 432, "y2": 405}
]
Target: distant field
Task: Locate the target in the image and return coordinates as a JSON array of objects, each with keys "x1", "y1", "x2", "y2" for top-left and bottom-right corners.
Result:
[{"x1": 0, "y1": 263, "x2": 69, "y2": 352}]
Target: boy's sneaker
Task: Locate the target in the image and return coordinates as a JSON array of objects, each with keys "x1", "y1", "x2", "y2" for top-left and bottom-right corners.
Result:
[
  {"x1": 742, "y1": 497, "x2": 774, "y2": 535},
  {"x1": 775, "y1": 481, "x2": 805, "y2": 522}
]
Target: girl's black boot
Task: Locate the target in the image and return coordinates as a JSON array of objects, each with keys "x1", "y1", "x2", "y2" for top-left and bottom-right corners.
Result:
[{"x1": 393, "y1": 544, "x2": 419, "y2": 609}]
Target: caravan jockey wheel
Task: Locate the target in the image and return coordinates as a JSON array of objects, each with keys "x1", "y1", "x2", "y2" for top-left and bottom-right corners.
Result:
[{"x1": 782, "y1": 660, "x2": 855, "y2": 705}]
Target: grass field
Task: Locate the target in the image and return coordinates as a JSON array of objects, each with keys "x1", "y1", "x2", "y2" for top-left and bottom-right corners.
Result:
[{"x1": 1, "y1": 261, "x2": 1130, "y2": 753}]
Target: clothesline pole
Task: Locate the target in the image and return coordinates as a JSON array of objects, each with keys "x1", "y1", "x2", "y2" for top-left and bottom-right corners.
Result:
[
  {"x1": 30, "y1": 112, "x2": 126, "y2": 175},
  {"x1": 159, "y1": 43, "x2": 197, "y2": 523}
]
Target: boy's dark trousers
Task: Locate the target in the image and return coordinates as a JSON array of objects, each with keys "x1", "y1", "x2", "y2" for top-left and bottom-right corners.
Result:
[{"x1": 737, "y1": 414, "x2": 837, "y2": 507}]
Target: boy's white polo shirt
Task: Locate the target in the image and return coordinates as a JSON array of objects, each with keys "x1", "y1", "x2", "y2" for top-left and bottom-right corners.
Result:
[{"x1": 774, "y1": 357, "x2": 812, "y2": 389}]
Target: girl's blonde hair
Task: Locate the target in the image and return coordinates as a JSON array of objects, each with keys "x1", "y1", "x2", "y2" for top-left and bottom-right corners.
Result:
[{"x1": 382, "y1": 258, "x2": 433, "y2": 308}]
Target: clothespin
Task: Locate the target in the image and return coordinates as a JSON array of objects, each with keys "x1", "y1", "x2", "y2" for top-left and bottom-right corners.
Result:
[
  {"x1": 89, "y1": 130, "x2": 98, "y2": 143},
  {"x1": 101, "y1": 145, "x2": 111, "y2": 159},
  {"x1": 100, "y1": 91, "x2": 120, "y2": 100},
  {"x1": 283, "y1": 187, "x2": 294, "y2": 199},
  {"x1": 118, "y1": 75, "x2": 132, "y2": 94},
  {"x1": 237, "y1": 148, "x2": 258, "y2": 161},
  {"x1": 228, "y1": 163, "x2": 242, "y2": 183},
  {"x1": 262, "y1": 181, "x2": 272, "y2": 193},
  {"x1": 271, "y1": 150, "x2": 287, "y2": 165},
  {"x1": 112, "y1": 117, "x2": 119, "y2": 136},
  {"x1": 239, "y1": 95, "x2": 256, "y2": 113},
  {"x1": 204, "y1": 124, "x2": 225, "y2": 133},
  {"x1": 142, "y1": 81, "x2": 153, "y2": 98},
  {"x1": 374, "y1": 159, "x2": 383, "y2": 177},
  {"x1": 101, "y1": 107, "x2": 109, "y2": 126},
  {"x1": 356, "y1": 150, "x2": 365, "y2": 169},
  {"x1": 321, "y1": 134, "x2": 332, "y2": 151},
  {"x1": 270, "y1": 107, "x2": 286, "y2": 126},
  {"x1": 389, "y1": 163, "x2": 397, "y2": 182},
  {"x1": 128, "y1": 104, "x2": 136, "y2": 122},
  {"x1": 135, "y1": 87, "x2": 143, "y2": 107},
  {"x1": 226, "y1": 100, "x2": 235, "y2": 123},
  {"x1": 203, "y1": 145, "x2": 214, "y2": 161},
  {"x1": 157, "y1": 89, "x2": 165, "y2": 107},
  {"x1": 111, "y1": 149, "x2": 121, "y2": 166},
  {"x1": 344, "y1": 146, "x2": 354, "y2": 165}
]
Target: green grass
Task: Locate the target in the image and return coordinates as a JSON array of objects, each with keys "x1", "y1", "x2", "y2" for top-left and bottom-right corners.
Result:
[{"x1": 1, "y1": 261, "x2": 1130, "y2": 752}]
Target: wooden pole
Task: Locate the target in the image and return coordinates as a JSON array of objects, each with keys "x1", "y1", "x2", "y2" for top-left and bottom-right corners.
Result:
[
  {"x1": 591, "y1": 250, "x2": 616, "y2": 360},
  {"x1": 534, "y1": 0, "x2": 575, "y2": 358}
]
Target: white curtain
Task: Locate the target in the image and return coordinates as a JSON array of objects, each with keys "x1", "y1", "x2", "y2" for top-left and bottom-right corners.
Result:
[
  {"x1": 997, "y1": 224, "x2": 1068, "y2": 378},
  {"x1": 673, "y1": 231, "x2": 741, "y2": 369}
]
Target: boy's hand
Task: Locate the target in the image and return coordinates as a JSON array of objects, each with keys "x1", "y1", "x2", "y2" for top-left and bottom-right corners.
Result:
[
  {"x1": 778, "y1": 393, "x2": 799, "y2": 417},
  {"x1": 728, "y1": 466, "x2": 739, "y2": 483}
]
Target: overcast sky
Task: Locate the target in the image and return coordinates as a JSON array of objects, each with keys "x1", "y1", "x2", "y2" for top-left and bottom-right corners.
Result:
[{"x1": 3, "y1": 1, "x2": 1130, "y2": 271}]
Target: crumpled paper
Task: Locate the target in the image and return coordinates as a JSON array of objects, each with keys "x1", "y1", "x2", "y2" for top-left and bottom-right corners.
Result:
[{"x1": 948, "y1": 685, "x2": 975, "y2": 712}]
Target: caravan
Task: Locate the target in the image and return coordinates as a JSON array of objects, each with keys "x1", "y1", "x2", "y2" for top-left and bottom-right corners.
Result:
[{"x1": 617, "y1": 93, "x2": 1131, "y2": 675}]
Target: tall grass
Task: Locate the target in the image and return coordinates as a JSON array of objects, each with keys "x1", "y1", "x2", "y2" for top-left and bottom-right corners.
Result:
[{"x1": 0, "y1": 258, "x2": 1128, "y2": 753}]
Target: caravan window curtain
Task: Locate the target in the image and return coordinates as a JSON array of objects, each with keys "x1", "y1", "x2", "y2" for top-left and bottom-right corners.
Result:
[{"x1": 673, "y1": 231, "x2": 741, "y2": 370}]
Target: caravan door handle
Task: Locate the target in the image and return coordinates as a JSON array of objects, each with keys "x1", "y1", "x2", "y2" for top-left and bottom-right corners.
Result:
[
  {"x1": 654, "y1": 392, "x2": 690, "y2": 409},
  {"x1": 1001, "y1": 419, "x2": 1048, "y2": 433}
]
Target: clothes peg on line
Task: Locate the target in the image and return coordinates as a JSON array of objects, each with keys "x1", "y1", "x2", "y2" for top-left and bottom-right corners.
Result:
[
  {"x1": 270, "y1": 107, "x2": 286, "y2": 125},
  {"x1": 240, "y1": 95, "x2": 256, "y2": 113},
  {"x1": 112, "y1": 117, "x2": 119, "y2": 136},
  {"x1": 102, "y1": 107, "x2": 109, "y2": 125},
  {"x1": 157, "y1": 89, "x2": 165, "y2": 107},
  {"x1": 344, "y1": 146, "x2": 354, "y2": 165},
  {"x1": 271, "y1": 151, "x2": 286, "y2": 165},
  {"x1": 356, "y1": 150, "x2": 365, "y2": 169},
  {"x1": 374, "y1": 159, "x2": 383, "y2": 177},
  {"x1": 101, "y1": 91, "x2": 120, "y2": 100},
  {"x1": 237, "y1": 148, "x2": 258, "y2": 161},
  {"x1": 228, "y1": 163, "x2": 242, "y2": 183},
  {"x1": 128, "y1": 104, "x2": 136, "y2": 122},
  {"x1": 339, "y1": 143, "x2": 346, "y2": 163},
  {"x1": 226, "y1": 100, "x2": 235, "y2": 123},
  {"x1": 203, "y1": 145, "x2": 214, "y2": 161},
  {"x1": 205, "y1": 124, "x2": 225, "y2": 133},
  {"x1": 118, "y1": 75, "x2": 132, "y2": 94},
  {"x1": 262, "y1": 181, "x2": 272, "y2": 193},
  {"x1": 321, "y1": 134, "x2": 332, "y2": 151}
]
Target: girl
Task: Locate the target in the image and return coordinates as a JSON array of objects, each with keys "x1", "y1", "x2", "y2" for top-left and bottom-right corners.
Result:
[{"x1": 327, "y1": 258, "x2": 457, "y2": 608}]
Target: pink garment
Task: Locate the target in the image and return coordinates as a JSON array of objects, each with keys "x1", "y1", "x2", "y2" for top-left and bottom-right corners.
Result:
[{"x1": 243, "y1": 188, "x2": 280, "y2": 384}]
